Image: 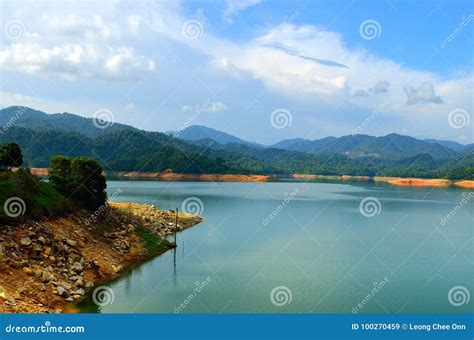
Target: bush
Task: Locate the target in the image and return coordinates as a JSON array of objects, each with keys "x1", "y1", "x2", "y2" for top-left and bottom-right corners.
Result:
[
  {"x1": 49, "y1": 156, "x2": 107, "y2": 211},
  {"x1": 0, "y1": 169, "x2": 68, "y2": 222},
  {"x1": 0, "y1": 142, "x2": 23, "y2": 170}
]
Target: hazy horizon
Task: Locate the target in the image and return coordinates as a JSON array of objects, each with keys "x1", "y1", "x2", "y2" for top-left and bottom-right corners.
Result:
[
  {"x1": 1, "y1": 104, "x2": 472, "y2": 146},
  {"x1": 0, "y1": 0, "x2": 472, "y2": 145}
]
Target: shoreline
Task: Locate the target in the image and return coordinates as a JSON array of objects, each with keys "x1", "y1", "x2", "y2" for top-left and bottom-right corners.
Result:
[
  {"x1": 0, "y1": 202, "x2": 202, "y2": 313},
  {"x1": 27, "y1": 168, "x2": 474, "y2": 189}
]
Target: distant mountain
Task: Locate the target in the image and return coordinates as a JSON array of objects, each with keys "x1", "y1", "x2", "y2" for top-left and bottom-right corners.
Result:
[
  {"x1": 424, "y1": 139, "x2": 467, "y2": 153},
  {"x1": 0, "y1": 106, "x2": 472, "y2": 179},
  {"x1": 271, "y1": 133, "x2": 457, "y2": 160},
  {"x1": 271, "y1": 137, "x2": 337, "y2": 153},
  {"x1": 0, "y1": 106, "x2": 135, "y2": 138},
  {"x1": 172, "y1": 125, "x2": 263, "y2": 147}
]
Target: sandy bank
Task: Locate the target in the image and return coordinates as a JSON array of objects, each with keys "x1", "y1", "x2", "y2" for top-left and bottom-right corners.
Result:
[
  {"x1": 0, "y1": 202, "x2": 202, "y2": 313},
  {"x1": 387, "y1": 178, "x2": 451, "y2": 187},
  {"x1": 25, "y1": 168, "x2": 474, "y2": 188},
  {"x1": 115, "y1": 171, "x2": 272, "y2": 182},
  {"x1": 292, "y1": 174, "x2": 370, "y2": 181},
  {"x1": 454, "y1": 180, "x2": 474, "y2": 189}
]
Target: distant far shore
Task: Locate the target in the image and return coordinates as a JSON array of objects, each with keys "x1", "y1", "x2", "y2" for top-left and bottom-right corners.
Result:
[{"x1": 27, "y1": 168, "x2": 474, "y2": 188}]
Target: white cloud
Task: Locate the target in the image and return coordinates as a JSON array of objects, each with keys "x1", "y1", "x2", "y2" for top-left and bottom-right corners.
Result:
[
  {"x1": 0, "y1": 43, "x2": 154, "y2": 81},
  {"x1": 203, "y1": 101, "x2": 229, "y2": 113},
  {"x1": 182, "y1": 101, "x2": 229, "y2": 113},
  {"x1": 354, "y1": 81, "x2": 390, "y2": 97},
  {"x1": 0, "y1": 2, "x2": 156, "y2": 82},
  {"x1": 223, "y1": 0, "x2": 262, "y2": 23},
  {"x1": 404, "y1": 82, "x2": 443, "y2": 105},
  {"x1": 0, "y1": 0, "x2": 471, "y2": 142}
]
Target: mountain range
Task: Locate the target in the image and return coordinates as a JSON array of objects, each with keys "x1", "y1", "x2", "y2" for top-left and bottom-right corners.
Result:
[{"x1": 0, "y1": 106, "x2": 472, "y2": 179}]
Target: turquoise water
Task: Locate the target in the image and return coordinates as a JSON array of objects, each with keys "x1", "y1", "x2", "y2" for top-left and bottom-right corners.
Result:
[{"x1": 78, "y1": 180, "x2": 473, "y2": 313}]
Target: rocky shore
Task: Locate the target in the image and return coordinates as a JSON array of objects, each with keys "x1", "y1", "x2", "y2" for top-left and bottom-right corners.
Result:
[
  {"x1": 25, "y1": 168, "x2": 474, "y2": 188},
  {"x1": 0, "y1": 202, "x2": 202, "y2": 313}
]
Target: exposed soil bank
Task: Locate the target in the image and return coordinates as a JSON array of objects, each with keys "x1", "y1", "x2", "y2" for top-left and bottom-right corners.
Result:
[
  {"x1": 27, "y1": 168, "x2": 474, "y2": 188},
  {"x1": 114, "y1": 171, "x2": 273, "y2": 182},
  {"x1": 292, "y1": 174, "x2": 474, "y2": 188},
  {"x1": 27, "y1": 168, "x2": 272, "y2": 182},
  {"x1": 0, "y1": 203, "x2": 202, "y2": 313}
]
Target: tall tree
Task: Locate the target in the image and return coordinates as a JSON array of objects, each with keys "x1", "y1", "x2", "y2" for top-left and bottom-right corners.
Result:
[
  {"x1": 0, "y1": 143, "x2": 23, "y2": 170},
  {"x1": 49, "y1": 156, "x2": 107, "y2": 210}
]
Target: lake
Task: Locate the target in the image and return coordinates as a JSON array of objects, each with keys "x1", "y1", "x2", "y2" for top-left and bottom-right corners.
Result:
[{"x1": 77, "y1": 180, "x2": 473, "y2": 313}]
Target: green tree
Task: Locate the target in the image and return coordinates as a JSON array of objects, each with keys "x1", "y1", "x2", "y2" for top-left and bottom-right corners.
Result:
[
  {"x1": 49, "y1": 156, "x2": 107, "y2": 211},
  {"x1": 0, "y1": 143, "x2": 23, "y2": 170},
  {"x1": 49, "y1": 156, "x2": 73, "y2": 194}
]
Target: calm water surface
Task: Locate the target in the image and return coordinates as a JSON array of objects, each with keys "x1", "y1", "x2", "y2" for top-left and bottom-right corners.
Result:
[{"x1": 78, "y1": 180, "x2": 473, "y2": 313}]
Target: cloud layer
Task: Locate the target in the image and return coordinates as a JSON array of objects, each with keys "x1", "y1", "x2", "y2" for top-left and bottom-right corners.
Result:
[{"x1": 0, "y1": 0, "x2": 472, "y2": 142}]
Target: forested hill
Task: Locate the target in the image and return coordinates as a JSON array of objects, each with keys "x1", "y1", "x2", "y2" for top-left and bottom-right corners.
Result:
[
  {"x1": 0, "y1": 106, "x2": 135, "y2": 138},
  {"x1": 0, "y1": 106, "x2": 473, "y2": 179}
]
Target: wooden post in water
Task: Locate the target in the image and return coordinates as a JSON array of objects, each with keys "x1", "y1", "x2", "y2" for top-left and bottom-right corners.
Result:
[{"x1": 174, "y1": 207, "x2": 178, "y2": 245}]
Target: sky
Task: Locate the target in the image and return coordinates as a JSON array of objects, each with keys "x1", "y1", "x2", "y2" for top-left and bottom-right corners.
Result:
[{"x1": 0, "y1": 0, "x2": 472, "y2": 144}]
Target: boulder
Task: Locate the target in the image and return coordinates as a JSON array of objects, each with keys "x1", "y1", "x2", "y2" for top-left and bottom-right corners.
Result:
[{"x1": 20, "y1": 237, "x2": 32, "y2": 246}]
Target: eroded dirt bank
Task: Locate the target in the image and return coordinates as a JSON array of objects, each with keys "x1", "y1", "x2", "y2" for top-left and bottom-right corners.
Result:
[{"x1": 0, "y1": 203, "x2": 202, "y2": 313}]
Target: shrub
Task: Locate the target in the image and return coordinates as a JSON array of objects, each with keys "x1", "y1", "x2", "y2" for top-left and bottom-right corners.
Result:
[{"x1": 49, "y1": 156, "x2": 107, "y2": 211}]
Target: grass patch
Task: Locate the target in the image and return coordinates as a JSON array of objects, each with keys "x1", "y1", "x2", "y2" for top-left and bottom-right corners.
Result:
[
  {"x1": 0, "y1": 170, "x2": 70, "y2": 223},
  {"x1": 137, "y1": 227, "x2": 171, "y2": 256}
]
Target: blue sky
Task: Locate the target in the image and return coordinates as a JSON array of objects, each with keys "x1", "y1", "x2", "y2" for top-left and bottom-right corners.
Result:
[{"x1": 0, "y1": 0, "x2": 472, "y2": 144}]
